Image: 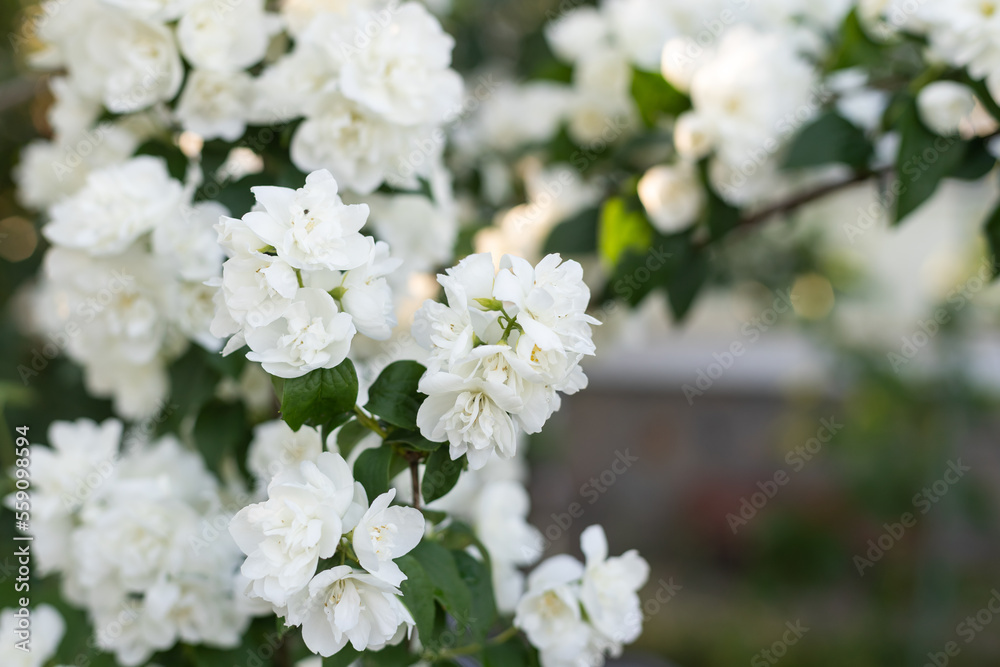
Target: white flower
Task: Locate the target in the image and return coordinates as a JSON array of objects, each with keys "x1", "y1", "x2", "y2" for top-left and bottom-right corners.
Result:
[
  {"x1": 917, "y1": 0, "x2": 1000, "y2": 79},
  {"x1": 46, "y1": 76, "x2": 101, "y2": 141},
  {"x1": 177, "y1": 0, "x2": 274, "y2": 72},
  {"x1": 243, "y1": 169, "x2": 372, "y2": 272},
  {"x1": 673, "y1": 111, "x2": 716, "y2": 161},
  {"x1": 472, "y1": 82, "x2": 573, "y2": 151},
  {"x1": 288, "y1": 566, "x2": 414, "y2": 656},
  {"x1": 229, "y1": 452, "x2": 366, "y2": 606},
  {"x1": 279, "y1": 0, "x2": 374, "y2": 36},
  {"x1": 0, "y1": 604, "x2": 64, "y2": 667},
  {"x1": 289, "y1": 96, "x2": 419, "y2": 194},
  {"x1": 917, "y1": 81, "x2": 976, "y2": 136},
  {"x1": 514, "y1": 555, "x2": 591, "y2": 664},
  {"x1": 100, "y1": 0, "x2": 196, "y2": 21},
  {"x1": 352, "y1": 488, "x2": 425, "y2": 586},
  {"x1": 213, "y1": 252, "x2": 298, "y2": 342},
  {"x1": 43, "y1": 156, "x2": 184, "y2": 256},
  {"x1": 318, "y1": 3, "x2": 463, "y2": 126},
  {"x1": 579, "y1": 525, "x2": 649, "y2": 646},
  {"x1": 367, "y1": 191, "x2": 458, "y2": 274},
  {"x1": 660, "y1": 37, "x2": 704, "y2": 93},
  {"x1": 473, "y1": 481, "x2": 543, "y2": 567},
  {"x1": 545, "y1": 7, "x2": 612, "y2": 64},
  {"x1": 335, "y1": 241, "x2": 401, "y2": 340},
  {"x1": 59, "y1": 5, "x2": 183, "y2": 113},
  {"x1": 247, "y1": 420, "x2": 325, "y2": 489},
  {"x1": 244, "y1": 288, "x2": 357, "y2": 378},
  {"x1": 603, "y1": 0, "x2": 691, "y2": 70},
  {"x1": 176, "y1": 69, "x2": 254, "y2": 141},
  {"x1": 252, "y1": 45, "x2": 335, "y2": 123},
  {"x1": 416, "y1": 369, "x2": 522, "y2": 469},
  {"x1": 637, "y1": 161, "x2": 705, "y2": 234},
  {"x1": 154, "y1": 201, "x2": 228, "y2": 282}
]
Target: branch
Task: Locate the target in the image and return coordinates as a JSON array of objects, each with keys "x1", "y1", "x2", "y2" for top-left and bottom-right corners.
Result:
[{"x1": 409, "y1": 457, "x2": 421, "y2": 511}]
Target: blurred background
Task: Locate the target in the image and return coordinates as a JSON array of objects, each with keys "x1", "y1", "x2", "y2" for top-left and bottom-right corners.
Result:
[{"x1": 3, "y1": 1, "x2": 1000, "y2": 666}]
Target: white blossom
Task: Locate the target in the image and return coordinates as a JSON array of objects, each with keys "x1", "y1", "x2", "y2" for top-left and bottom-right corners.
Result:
[
  {"x1": 352, "y1": 488, "x2": 425, "y2": 586},
  {"x1": 637, "y1": 161, "x2": 705, "y2": 234},
  {"x1": 917, "y1": 81, "x2": 976, "y2": 136}
]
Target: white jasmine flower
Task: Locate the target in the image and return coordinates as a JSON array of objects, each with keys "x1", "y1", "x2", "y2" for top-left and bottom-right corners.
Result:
[
  {"x1": 673, "y1": 111, "x2": 716, "y2": 161},
  {"x1": 247, "y1": 420, "x2": 325, "y2": 489},
  {"x1": 336, "y1": 241, "x2": 402, "y2": 340},
  {"x1": 244, "y1": 169, "x2": 372, "y2": 272},
  {"x1": 244, "y1": 288, "x2": 357, "y2": 378},
  {"x1": 637, "y1": 161, "x2": 705, "y2": 234},
  {"x1": 317, "y1": 3, "x2": 463, "y2": 126},
  {"x1": 473, "y1": 481, "x2": 543, "y2": 567},
  {"x1": 43, "y1": 156, "x2": 184, "y2": 256},
  {"x1": 367, "y1": 191, "x2": 458, "y2": 274},
  {"x1": 154, "y1": 201, "x2": 228, "y2": 282},
  {"x1": 579, "y1": 525, "x2": 649, "y2": 646},
  {"x1": 917, "y1": 81, "x2": 976, "y2": 136},
  {"x1": 352, "y1": 489, "x2": 425, "y2": 586},
  {"x1": 229, "y1": 452, "x2": 366, "y2": 606},
  {"x1": 212, "y1": 252, "x2": 299, "y2": 342},
  {"x1": 288, "y1": 566, "x2": 414, "y2": 656},
  {"x1": 176, "y1": 69, "x2": 255, "y2": 141},
  {"x1": 100, "y1": 0, "x2": 196, "y2": 21},
  {"x1": 514, "y1": 555, "x2": 591, "y2": 664},
  {"x1": 416, "y1": 369, "x2": 523, "y2": 469},
  {"x1": 177, "y1": 0, "x2": 274, "y2": 73},
  {"x1": 545, "y1": 7, "x2": 612, "y2": 64}
]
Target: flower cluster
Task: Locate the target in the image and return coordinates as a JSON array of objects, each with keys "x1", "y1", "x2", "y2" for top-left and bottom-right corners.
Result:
[
  {"x1": 255, "y1": 1, "x2": 463, "y2": 193},
  {"x1": 212, "y1": 169, "x2": 399, "y2": 378},
  {"x1": 0, "y1": 604, "x2": 64, "y2": 667},
  {"x1": 413, "y1": 252, "x2": 599, "y2": 469},
  {"x1": 27, "y1": 156, "x2": 222, "y2": 417},
  {"x1": 7, "y1": 419, "x2": 255, "y2": 666},
  {"x1": 514, "y1": 526, "x2": 649, "y2": 667},
  {"x1": 229, "y1": 451, "x2": 424, "y2": 656}
]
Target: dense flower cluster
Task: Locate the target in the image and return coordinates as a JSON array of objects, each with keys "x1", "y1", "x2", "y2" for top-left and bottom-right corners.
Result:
[
  {"x1": 413, "y1": 252, "x2": 598, "y2": 469},
  {"x1": 212, "y1": 169, "x2": 399, "y2": 378},
  {"x1": 230, "y1": 451, "x2": 424, "y2": 656},
  {"x1": 7, "y1": 419, "x2": 255, "y2": 666},
  {"x1": 28, "y1": 156, "x2": 222, "y2": 417}
]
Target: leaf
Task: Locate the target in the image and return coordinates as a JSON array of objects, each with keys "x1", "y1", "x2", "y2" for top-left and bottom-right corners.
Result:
[
  {"x1": 364, "y1": 360, "x2": 427, "y2": 429},
  {"x1": 336, "y1": 419, "x2": 371, "y2": 458},
  {"x1": 949, "y1": 138, "x2": 997, "y2": 181},
  {"x1": 963, "y1": 74, "x2": 1000, "y2": 122},
  {"x1": 280, "y1": 360, "x2": 358, "y2": 431},
  {"x1": 363, "y1": 643, "x2": 419, "y2": 666},
  {"x1": 700, "y1": 171, "x2": 741, "y2": 241},
  {"x1": 485, "y1": 640, "x2": 537, "y2": 667},
  {"x1": 783, "y1": 111, "x2": 873, "y2": 171},
  {"x1": 422, "y1": 447, "x2": 463, "y2": 503},
  {"x1": 193, "y1": 400, "x2": 248, "y2": 477},
  {"x1": 452, "y1": 551, "x2": 497, "y2": 641},
  {"x1": 397, "y1": 554, "x2": 436, "y2": 648},
  {"x1": 353, "y1": 445, "x2": 397, "y2": 500},
  {"x1": 134, "y1": 139, "x2": 187, "y2": 181},
  {"x1": 542, "y1": 207, "x2": 600, "y2": 256},
  {"x1": 409, "y1": 541, "x2": 473, "y2": 624},
  {"x1": 385, "y1": 428, "x2": 444, "y2": 453},
  {"x1": 983, "y1": 202, "x2": 1000, "y2": 281},
  {"x1": 665, "y1": 246, "x2": 710, "y2": 322},
  {"x1": 828, "y1": 8, "x2": 885, "y2": 71},
  {"x1": 893, "y1": 98, "x2": 968, "y2": 223},
  {"x1": 598, "y1": 197, "x2": 653, "y2": 267},
  {"x1": 323, "y1": 646, "x2": 361, "y2": 667},
  {"x1": 630, "y1": 68, "x2": 690, "y2": 127}
]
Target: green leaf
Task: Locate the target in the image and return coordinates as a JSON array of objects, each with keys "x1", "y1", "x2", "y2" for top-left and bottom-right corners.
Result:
[
  {"x1": 598, "y1": 197, "x2": 653, "y2": 267},
  {"x1": 397, "y1": 554, "x2": 436, "y2": 648},
  {"x1": 135, "y1": 139, "x2": 187, "y2": 181},
  {"x1": 949, "y1": 139, "x2": 997, "y2": 181},
  {"x1": 364, "y1": 360, "x2": 427, "y2": 429},
  {"x1": 353, "y1": 445, "x2": 397, "y2": 500},
  {"x1": 542, "y1": 207, "x2": 600, "y2": 256},
  {"x1": 700, "y1": 170, "x2": 741, "y2": 241},
  {"x1": 983, "y1": 202, "x2": 1000, "y2": 280},
  {"x1": 665, "y1": 246, "x2": 710, "y2": 322},
  {"x1": 485, "y1": 640, "x2": 537, "y2": 667},
  {"x1": 385, "y1": 428, "x2": 444, "y2": 453},
  {"x1": 893, "y1": 98, "x2": 968, "y2": 223},
  {"x1": 336, "y1": 419, "x2": 371, "y2": 458},
  {"x1": 193, "y1": 399, "x2": 248, "y2": 477},
  {"x1": 452, "y1": 551, "x2": 497, "y2": 642},
  {"x1": 363, "y1": 643, "x2": 419, "y2": 666},
  {"x1": 828, "y1": 8, "x2": 885, "y2": 70},
  {"x1": 280, "y1": 360, "x2": 358, "y2": 431},
  {"x1": 323, "y1": 646, "x2": 361, "y2": 667},
  {"x1": 783, "y1": 111, "x2": 873, "y2": 171},
  {"x1": 630, "y1": 68, "x2": 690, "y2": 127},
  {"x1": 422, "y1": 447, "x2": 463, "y2": 503},
  {"x1": 963, "y1": 74, "x2": 1000, "y2": 122},
  {"x1": 410, "y1": 541, "x2": 473, "y2": 625}
]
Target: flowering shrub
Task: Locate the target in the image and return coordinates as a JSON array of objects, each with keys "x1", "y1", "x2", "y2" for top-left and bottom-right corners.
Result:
[{"x1": 6, "y1": 1, "x2": 1000, "y2": 666}]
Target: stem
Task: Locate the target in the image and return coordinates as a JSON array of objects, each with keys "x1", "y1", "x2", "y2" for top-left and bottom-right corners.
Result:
[
  {"x1": 353, "y1": 405, "x2": 387, "y2": 438},
  {"x1": 410, "y1": 459, "x2": 421, "y2": 511},
  {"x1": 427, "y1": 626, "x2": 520, "y2": 661},
  {"x1": 274, "y1": 632, "x2": 291, "y2": 667},
  {"x1": 488, "y1": 625, "x2": 520, "y2": 645}
]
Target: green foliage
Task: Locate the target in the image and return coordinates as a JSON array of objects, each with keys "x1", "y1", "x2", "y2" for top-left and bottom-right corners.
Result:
[
  {"x1": 193, "y1": 399, "x2": 249, "y2": 478},
  {"x1": 279, "y1": 360, "x2": 358, "y2": 431},
  {"x1": 422, "y1": 446, "x2": 464, "y2": 503},
  {"x1": 364, "y1": 361, "x2": 427, "y2": 430},
  {"x1": 543, "y1": 207, "x2": 600, "y2": 255},
  {"x1": 983, "y1": 201, "x2": 1000, "y2": 280},
  {"x1": 599, "y1": 196, "x2": 654, "y2": 266},
  {"x1": 631, "y1": 68, "x2": 690, "y2": 127},
  {"x1": 353, "y1": 444, "x2": 400, "y2": 500},
  {"x1": 336, "y1": 419, "x2": 371, "y2": 458},
  {"x1": 783, "y1": 112, "x2": 874, "y2": 170}
]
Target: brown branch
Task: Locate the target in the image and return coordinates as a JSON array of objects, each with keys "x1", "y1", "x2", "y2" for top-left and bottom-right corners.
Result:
[{"x1": 410, "y1": 458, "x2": 421, "y2": 511}]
